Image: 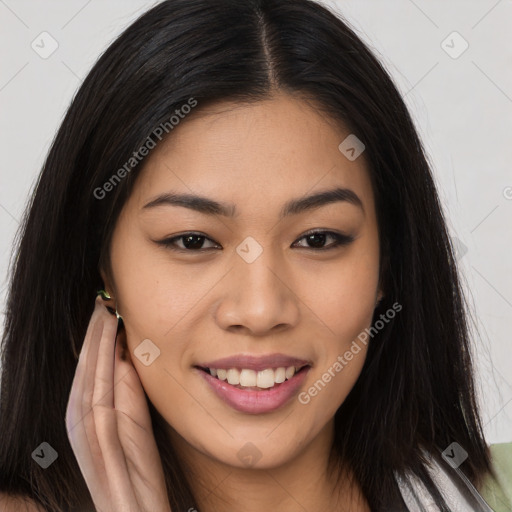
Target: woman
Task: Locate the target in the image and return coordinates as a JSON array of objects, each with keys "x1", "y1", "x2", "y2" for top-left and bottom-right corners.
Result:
[{"x1": 0, "y1": 0, "x2": 509, "y2": 510}]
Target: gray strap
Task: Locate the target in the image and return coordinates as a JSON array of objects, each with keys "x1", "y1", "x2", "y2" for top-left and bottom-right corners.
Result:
[{"x1": 395, "y1": 454, "x2": 495, "y2": 511}]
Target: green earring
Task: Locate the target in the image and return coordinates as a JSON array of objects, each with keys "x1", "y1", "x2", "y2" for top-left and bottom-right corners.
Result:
[
  {"x1": 97, "y1": 289, "x2": 111, "y2": 301},
  {"x1": 96, "y1": 289, "x2": 123, "y2": 320}
]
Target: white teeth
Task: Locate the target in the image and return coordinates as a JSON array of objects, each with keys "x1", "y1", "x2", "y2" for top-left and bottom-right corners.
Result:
[
  {"x1": 206, "y1": 365, "x2": 304, "y2": 389},
  {"x1": 285, "y1": 366, "x2": 295, "y2": 380},
  {"x1": 274, "y1": 367, "x2": 286, "y2": 383},
  {"x1": 227, "y1": 368, "x2": 240, "y2": 385},
  {"x1": 256, "y1": 369, "x2": 275, "y2": 389},
  {"x1": 239, "y1": 369, "x2": 257, "y2": 387}
]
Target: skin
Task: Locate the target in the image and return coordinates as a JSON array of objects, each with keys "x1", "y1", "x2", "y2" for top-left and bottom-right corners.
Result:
[{"x1": 67, "y1": 92, "x2": 383, "y2": 511}]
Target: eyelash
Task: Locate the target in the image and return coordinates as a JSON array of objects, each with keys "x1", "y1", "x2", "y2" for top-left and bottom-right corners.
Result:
[{"x1": 156, "y1": 230, "x2": 355, "y2": 253}]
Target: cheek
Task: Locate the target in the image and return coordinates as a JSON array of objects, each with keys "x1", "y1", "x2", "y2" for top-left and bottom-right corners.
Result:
[
  {"x1": 303, "y1": 251, "x2": 379, "y2": 344},
  {"x1": 295, "y1": 248, "x2": 378, "y2": 417},
  {"x1": 300, "y1": 345, "x2": 368, "y2": 418},
  {"x1": 118, "y1": 274, "x2": 205, "y2": 383},
  {"x1": 297, "y1": 271, "x2": 374, "y2": 427},
  {"x1": 110, "y1": 235, "x2": 212, "y2": 351}
]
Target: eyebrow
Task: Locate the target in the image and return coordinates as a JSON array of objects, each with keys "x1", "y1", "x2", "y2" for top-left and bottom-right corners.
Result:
[{"x1": 142, "y1": 186, "x2": 364, "y2": 219}]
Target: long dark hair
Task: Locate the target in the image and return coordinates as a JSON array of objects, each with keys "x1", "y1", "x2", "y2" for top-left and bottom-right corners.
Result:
[{"x1": 0, "y1": 0, "x2": 491, "y2": 510}]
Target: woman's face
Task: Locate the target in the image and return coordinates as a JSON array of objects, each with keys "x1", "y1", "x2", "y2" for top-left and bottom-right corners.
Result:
[{"x1": 103, "y1": 92, "x2": 382, "y2": 470}]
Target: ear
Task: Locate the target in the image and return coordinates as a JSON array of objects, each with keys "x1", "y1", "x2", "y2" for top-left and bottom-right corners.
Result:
[
  {"x1": 99, "y1": 265, "x2": 116, "y2": 300},
  {"x1": 376, "y1": 266, "x2": 385, "y2": 307},
  {"x1": 375, "y1": 288, "x2": 384, "y2": 307}
]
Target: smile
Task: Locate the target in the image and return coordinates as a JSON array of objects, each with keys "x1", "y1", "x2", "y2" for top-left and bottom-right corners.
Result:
[
  {"x1": 195, "y1": 362, "x2": 311, "y2": 414},
  {"x1": 200, "y1": 365, "x2": 308, "y2": 389}
]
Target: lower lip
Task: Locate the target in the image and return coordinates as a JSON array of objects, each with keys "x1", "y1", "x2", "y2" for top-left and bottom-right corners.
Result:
[{"x1": 197, "y1": 367, "x2": 311, "y2": 414}]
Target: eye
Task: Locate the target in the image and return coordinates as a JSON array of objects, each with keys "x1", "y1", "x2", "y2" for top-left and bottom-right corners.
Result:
[
  {"x1": 156, "y1": 230, "x2": 354, "y2": 253},
  {"x1": 292, "y1": 230, "x2": 355, "y2": 251},
  {"x1": 157, "y1": 232, "x2": 220, "y2": 252}
]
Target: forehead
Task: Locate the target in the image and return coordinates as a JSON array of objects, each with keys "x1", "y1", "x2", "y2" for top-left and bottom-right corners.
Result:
[{"x1": 130, "y1": 93, "x2": 374, "y2": 217}]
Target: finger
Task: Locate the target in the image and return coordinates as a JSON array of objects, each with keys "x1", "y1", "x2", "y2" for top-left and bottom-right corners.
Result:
[
  {"x1": 91, "y1": 302, "x2": 118, "y2": 409},
  {"x1": 66, "y1": 298, "x2": 115, "y2": 510},
  {"x1": 66, "y1": 297, "x2": 107, "y2": 431},
  {"x1": 113, "y1": 332, "x2": 153, "y2": 431},
  {"x1": 113, "y1": 335, "x2": 171, "y2": 511},
  {"x1": 92, "y1": 311, "x2": 139, "y2": 510},
  {"x1": 67, "y1": 296, "x2": 113, "y2": 441}
]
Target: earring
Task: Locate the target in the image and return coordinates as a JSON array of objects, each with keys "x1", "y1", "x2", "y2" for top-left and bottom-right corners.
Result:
[
  {"x1": 96, "y1": 289, "x2": 123, "y2": 320},
  {"x1": 97, "y1": 289, "x2": 111, "y2": 300}
]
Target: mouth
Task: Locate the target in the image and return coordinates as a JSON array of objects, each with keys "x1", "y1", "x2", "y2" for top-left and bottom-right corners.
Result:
[
  {"x1": 194, "y1": 357, "x2": 312, "y2": 414},
  {"x1": 195, "y1": 364, "x2": 310, "y2": 391}
]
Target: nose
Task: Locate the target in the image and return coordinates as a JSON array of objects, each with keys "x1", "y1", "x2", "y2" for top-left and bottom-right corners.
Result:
[{"x1": 214, "y1": 247, "x2": 300, "y2": 336}]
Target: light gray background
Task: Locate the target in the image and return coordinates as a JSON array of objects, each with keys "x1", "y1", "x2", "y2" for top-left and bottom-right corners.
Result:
[{"x1": 0, "y1": 0, "x2": 511, "y2": 443}]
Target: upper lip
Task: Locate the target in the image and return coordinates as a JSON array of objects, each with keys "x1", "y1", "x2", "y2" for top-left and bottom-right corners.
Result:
[{"x1": 196, "y1": 353, "x2": 312, "y2": 372}]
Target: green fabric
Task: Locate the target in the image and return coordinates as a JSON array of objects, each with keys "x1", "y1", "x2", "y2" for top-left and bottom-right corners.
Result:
[{"x1": 479, "y1": 442, "x2": 512, "y2": 511}]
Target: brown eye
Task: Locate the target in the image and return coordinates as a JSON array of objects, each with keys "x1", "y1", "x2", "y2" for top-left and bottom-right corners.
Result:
[
  {"x1": 292, "y1": 230, "x2": 354, "y2": 250},
  {"x1": 157, "y1": 232, "x2": 220, "y2": 252}
]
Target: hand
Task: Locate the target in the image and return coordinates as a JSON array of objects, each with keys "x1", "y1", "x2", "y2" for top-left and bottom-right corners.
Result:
[{"x1": 66, "y1": 295, "x2": 172, "y2": 512}]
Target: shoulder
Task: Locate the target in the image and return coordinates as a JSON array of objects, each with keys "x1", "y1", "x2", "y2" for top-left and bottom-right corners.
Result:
[
  {"x1": 479, "y1": 442, "x2": 512, "y2": 512},
  {"x1": 0, "y1": 493, "x2": 45, "y2": 512}
]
